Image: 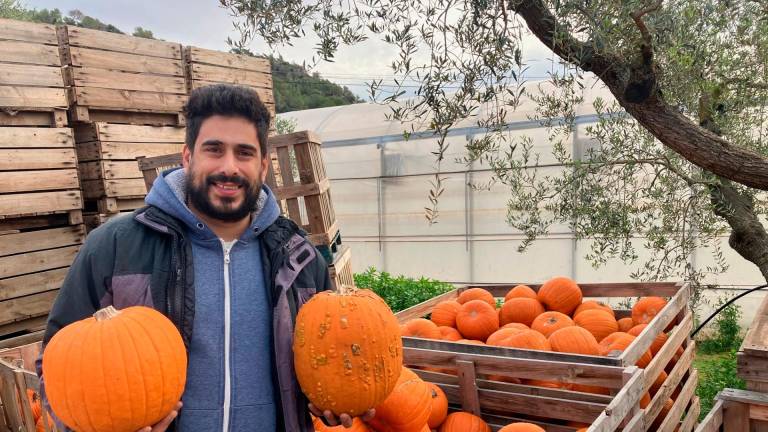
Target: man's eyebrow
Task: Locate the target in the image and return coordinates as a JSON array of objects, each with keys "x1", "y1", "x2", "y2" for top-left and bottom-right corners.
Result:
[
  {"x1": 200, "y1": 139, "x2": 223, "y2": 146},
  {"x1": 235, "y1": 143, "x2": 258, "y2": 151}
]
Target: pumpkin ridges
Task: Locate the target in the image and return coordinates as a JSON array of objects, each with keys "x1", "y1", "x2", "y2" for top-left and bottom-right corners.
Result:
[
  {"x1": 531, "y1": 311, "x2": 574, "y2": 338},
  {"x1": 632, "y1": 297, "x2": 668, "y2": 325},
  {"x1": 537, "y1": 277, "x2": 583, "y2": 315},
  {"x1": 369, "y1": 370, "x2": 432, "y2": 432},
  {"x1": 457, "y1": 288, "x2": 496, "y2": 307},
  {"x1": 574, "y1": 309, "x2": 619, "y2": 342},
  {"x1": 402, "y1": 318, "x2": 442, "y2": 339},
  {"x1": 574, "y1": 300, "x2": 615, "y2": 318},
  {"x1": 438, "y1": 326, "x2": 463, "y2": 341},
  {"x1": 456, "y1": 300, "x2": 499, "y2": 341},
  {"x1": 426, "y1": 383, "x2": 448, "y2": 428},
  {"x1": 499, "y1": 298, "x2": 545, "y2": 327},
  {"x1": 597, "y1": 333, "x2": 652, "y2": 368},
  {"x1": 431, "y1": 301, "x2": 462, "y2": 328},
  {"x1": 617, "y1": 317, "x2": 635, "y2": 332},
  {"x1": 504, "y1": 285, "x2": 538, "y2": 302},
  {"x1": 628, "y1": 324, "x2": 668, "y2": 356},
  {"x1": 488, "y1": 329, "x2": 550, "y2": 351},
  {"x1": 438, "y1": 412, "x2": 491, "y2": 432},
  {"x1": 548, "y1": 326, "x2": 600, "y2": 355}
]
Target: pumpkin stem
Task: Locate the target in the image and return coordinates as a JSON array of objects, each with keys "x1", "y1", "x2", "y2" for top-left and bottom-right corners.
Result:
[
  {"x1": 338, "y1": 284, "x2": 356, "y2": 295},
  {"x1": 93, "y1": 306, "x2": 121, "y2": 321}
]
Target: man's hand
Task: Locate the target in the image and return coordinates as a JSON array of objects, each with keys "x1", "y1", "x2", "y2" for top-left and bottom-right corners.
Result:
[
  {"x1": 136, "y1": 402, "x2": 183, "y2": 432},
  {"x1": 309, "y1": 403, "x2": 375, "y2": 428}
]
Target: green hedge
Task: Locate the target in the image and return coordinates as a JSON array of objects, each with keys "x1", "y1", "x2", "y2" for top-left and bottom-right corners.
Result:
[{"x1": 353, "y1": 267, "x2": 454, "y2": 313}]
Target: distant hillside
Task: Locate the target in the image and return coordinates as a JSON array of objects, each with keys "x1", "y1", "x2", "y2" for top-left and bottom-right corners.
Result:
[{"x1": 0, "y1": 2, "x2": 362, "y2": 113}]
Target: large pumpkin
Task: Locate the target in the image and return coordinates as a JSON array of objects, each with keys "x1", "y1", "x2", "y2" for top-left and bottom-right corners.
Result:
[
  {"x1": 438, "y1": 326, "x2": 463, "y2": 341},
  {"x1": 574, "y1": 309, "x2": 619, "y2": 342},
  {"x1": 456, "y1": 300, "x2": 499, "y2": 341},
  {"x1": 438, "y1": 412, "x2": 491, "y2": 432},
  {"x1": 531, "y1": 311, "x2": 574, "y2": 338},
  {"x1": 631, "y1": 297, "x2": 667, "y2": 325},
  {"x1": 294, "y1": 289, "x2": 403, "y2": 417},
  {"x1": 548, "y1": 326, "x2": 600, "y2": 355},
  {"x1": 427, "y1": 383, "x2": 448, "y2": 428},
  {"x1": 313, "y1": 416, "x2": 372, "y2": 431},
  {"x1": 498, "y1": 423, "x2": 545, "y2": 432},
  {"x1": 499, "y1": 298, "x2": 545, "y2": 327},
  {"x1": 537, "y1": 277, "x2": 582, "y2": 315},
  {"x1": 42, "y1": 306, "x2": 187, "y2": 432},
  {"x1": 430, "y1": 301, "x2": 462, "y2": 327},
  {"x1": 402, "y1": 318, "x2": 442, "y2": 339},
  {"x1": 617, "y1": 317, "x2": 635, "y2": 332},
  {"x1": 597, "y1": 332, "x2": 651, "y2": 368},
  {"x1": 504, "y1": 285, "x2": 538, "y2": 302},
  {"x1": 488, "y1": 329, "x2": 550, "y2": 351},
  {"x1": 574, "y1": 301, "x2": 615, "y2": 318},
  {"x1": 457, "y1": 288, "x2": 496, "y2": 307},
  {"x1": 628, "y1": 324, "x2": 668, "y2": 355},
  {"x1": 368, "y1": 368, "x2": 432, "y2": 432}
]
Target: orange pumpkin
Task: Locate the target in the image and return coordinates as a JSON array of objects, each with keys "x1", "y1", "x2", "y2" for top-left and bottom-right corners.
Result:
[
  {"x1": 499, "y1": 298, "x2": 545, "y2": 327},
  {"x1": 427, "y1": 383, "x2": 448, "y2": 429},
  {"x1": 438, "y1": 412, "x2": 491, "y2": 432},
  {"x1": 628, "y1": 324, "x2": 668, "y2": 355},
  {"x1": 486, "y1": 327, "x2": 525, "y2": 345},
  {"x1": 313, "y1": 416, "x2": 372, "y2": 431},
  {"x1": 488, "y1": 329, "x2": 550, "y2": 351},
  {"x1": 650, "y1": 371, "x2": 668, "y2": 395},
  {"x1": 617, "y1": 317, "x2": 635, "y2": 332},
  {"x1": 523, "y1": 379, "x2": 563, "y2": 389},
  {"x1": 531, "y1": 311, "x2": 574, "y2": 337},
  {"x1": 369, "y1": 368, "x2": 432, "y2": 432},
  {"x1": 640, "y1": 392, "x2": 651, "y2": 408},
  {"x1": 402, "y1": 318, "x2": 442, "y2": 339},
  {"x1": 456, "y1": 300, "x2": 499, "y2": 341},
  {"x1": 438, "y1": 326, "x2": 463, "y2": 341},
  {"x1": 537, "y1": 277, "x2": 582, "y2": 315},
  {"x1": 632, "y1": 297, "x2": 667, "y2": 325},
  {"x1": 574, "y1": 300, "x2": 615, "y2": 318},
  {"x1": 431, "y1": 301, "x2": 462, "y2": 328},
  {"x1": 574, "y1": 309, "x2": 619, "y2": 342},
  {"x1": 26, "y1": 389, "x2": 42, "y2": 421},
  {"x1": 457, "y1": 288, "x2": 496, "y2": 307},
  {"x1": 548, "y1": 326, "x2": 600, "y2": 355},
  {"x1": 569, "y1": 384, "x2": 610, "y2": 395},
  {"x1": 504, "y1": 285, "x2": 538, "y2": 302},
  {"x1": 35, "y1": 413, "x2": 55, "y2": 432},
  {"x1": 598, "y1": 333, "x2": 652, "y2": 368},
  {"x1": 294, "y1": 289, "x2": 403, "y2": 417},
  {"x1": 498, "y1": 423, "x2": 545, "y2": 432},
  {"x1": 42, "y1": 306, "x2": 187, "y2": 432},
  {"x1": 502, "y1": 323, "x2": 530, "y2": 331},
  {"x1": 650, "y1": 398, "x2": 674, "y2": 429}
]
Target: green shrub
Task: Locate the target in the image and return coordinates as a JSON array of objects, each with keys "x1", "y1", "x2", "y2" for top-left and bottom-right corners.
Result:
[
  {"x1": 694, "y1": 350, "x2": 745, "y2": 420},
  {"x1": 697, "y1": 295, "x2": 743, "y2": 355},
  {"x1": 353, "y1": 267, "x2": 454, "y2": 312}
]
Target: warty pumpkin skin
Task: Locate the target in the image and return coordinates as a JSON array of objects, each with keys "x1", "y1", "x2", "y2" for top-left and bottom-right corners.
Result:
[
  {"x1": 42, "y1": 306, "x2": 187, "y2": 432},
  {"x1": 537, "y1": 277, "x2": 583, "y2": 315},
  {"x1": 294, "y1": 289, "x2": 403, "y2": 417},
  {"x1": 438, "y1": 412, "x2": 491, "y2": 432}
]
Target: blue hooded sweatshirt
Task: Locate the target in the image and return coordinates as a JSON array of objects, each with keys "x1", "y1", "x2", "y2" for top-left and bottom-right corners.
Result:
[{"x1": 145, "y1": 167, "x2": 281, "y2": 432}]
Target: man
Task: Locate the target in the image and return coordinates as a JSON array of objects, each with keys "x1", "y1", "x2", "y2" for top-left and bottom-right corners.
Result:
[{"x1": 36, "y1": 84, "x2": 367, "y2": 431}]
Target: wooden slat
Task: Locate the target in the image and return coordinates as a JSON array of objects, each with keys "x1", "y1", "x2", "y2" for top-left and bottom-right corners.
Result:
[
  {"x1": 0, "y1": 359, "x2": 23, "y2": 431},
  {"x1": 696, "y1": 399, "x2": 724, "y2": 432},
  {"x1": 0, "y1": 86, "x2": 67, "y2": 109},
  {"x1": 0, "y1": 110, "x2": 59, "y2": 127},
  {"x1": 741, "y1": 291, "x2": 768, "y2": 358},
  {"x1": 82, "y1": 178, "x2": 147, "y2": 199},
  {"x1": 99, "y1": 142, "x2": 185, "y2": 161},
  {"x1": 0, "y1": 40, "x2": 60, "y2": 66},
  {"x1": 0, "y1": 225, "x2": 84, "y2": 257},
  {"x1": 86, "y1": 109, "x2": 183, "y2": 127},
  {"x1": 0, "y1": 169, "x2": 79, "y2": 194},
  {"x1": 0, "y1": 63, "x2": 63, "y2": 87},
  {"x1": 738, "y1": 353, "x2": 768, "y2": 385},
  {"x1": 658, "y1": 369, "x2": 698, "y2": 432},
  {"x1": 645, "y1": 342, "x2": 695, "y2": 429},
  {"x1": 186, "y1": 46, "x2": 271, "y2": 72},
  {"x1": 465, "y1": 282, "x2": 683, "y2": 298},
  {"x1": 269, "y1": 131, "x2": 323, "y2": 149},
  {"x1": 0, "y1": 190, "x2": 82, "y2": 217},
  {"x1": 0, "y1": 316, "x2": 47, "y2": 337},
  {"x1": 190, "y1": 63, "x2": 272, "y2": 88},
  {"x1": 0, "y1": 148, "x2": 76, "y2": 170},
  {"x1": 70, "y1": 67, "x2": 186, "y2": 94},
  {"x1": 0, "y1": 331, "x2": 44, "y2": 351},
  {"x1": 0, "y1": 290, "x2": 59, "y2": 326},
  {"x1": 642, "y1": 312, "x2": 692, "y2": 394},
  {"x1": 0, "y1": 19, "x2": 57, "y2": 45},
  {"x1": 0, "y1": 127, "x2": 73, "y2": 148},
  {"x1": 0, "y1": 245, "x2": 79, "y2": 279},
  {"x1": 396, "y1": 289, "x2": 460, "y2": 323},
  {"x1": 63, "y1": 26, "x2": 181, "y2": 59},
  {"x1": 723, "y1": 398, "x2": 751, "y2": 432},
  {"x1": 0, "y1": 268, "x2": 69, "y2": 302},
  {"x1": 68, "y1": 46, "x2": 184, "y2": 76},
  {"x1": 72, "y1": 87, "x2": 187, "y2": 112},
  {"x1": 13, "y1": 369, "x2": 36, "y2": 431},
  {"x1": 189, "y1": 79, "x2": 275, "y2": 103},
  {"x1": 93, "y1": 123, "x2": 185, "y2": 143},
  {"x1": 590, "y1": 368, "x2": 644, "y2": 432},
  {"x1": 456, "y1": 360, "x2": 482, "y2": 416},
  {"x1": 274, "y1": 178, "x2": 330, "y2": 201}
]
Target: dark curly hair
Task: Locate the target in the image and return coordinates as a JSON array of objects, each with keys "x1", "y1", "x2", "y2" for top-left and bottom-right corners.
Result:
[{"x1": 183, "y1": 84, "x2": 271, "y2": 157}]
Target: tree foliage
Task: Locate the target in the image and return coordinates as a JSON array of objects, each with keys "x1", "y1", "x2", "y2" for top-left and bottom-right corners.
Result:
[{"x1": 222, "y1": 0, "x2": 768, "y2": 293}]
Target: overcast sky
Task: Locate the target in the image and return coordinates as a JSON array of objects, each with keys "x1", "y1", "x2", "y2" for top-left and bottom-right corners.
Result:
[{"x1": 25, "y1": 0, "x2": 556, "y2": 99}]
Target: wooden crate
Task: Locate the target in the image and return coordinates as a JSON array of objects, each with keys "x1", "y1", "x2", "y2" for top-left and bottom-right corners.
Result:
[
  {"x1": 397, "y1": 282, "x2": 699, "y2": 431},
  {"x1": 696, "y1": 389, "x2": 768, "y2": 432},
  {"x1": 57, "y1": 25, "x2": 186, "y2": 126},
  {"x1": 0, "y1": 127, "x2": 82, "y2": 223},
  {"x1": 329, "y1": 245, "x2": 354, "y2": 290},
  {"x1": 184, "y1": 46, "x2": 274, "y2": 114},
  {"x1": 0, "y1": 357, "x2": 58, "y2": 432},
  {"x1": 0, "y1": 19, "x2": 67, "y2": 127},
  {"x1": 83, "y1": 210, "x2": 134, "y2": 233},
  {"x1": 0, "y1": 225, "x2": 84, "y2": 339},
  {"x1": 737, "y1": 291, "x2": 768, "y2": 431},
  {"x1": 75, "y1": 122, "x2": 184, "y2": 214}
]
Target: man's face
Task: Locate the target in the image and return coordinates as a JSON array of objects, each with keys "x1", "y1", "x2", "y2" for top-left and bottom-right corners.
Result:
[{"x1": 182, "y1": 115, "x2": 269, "y2": 222}]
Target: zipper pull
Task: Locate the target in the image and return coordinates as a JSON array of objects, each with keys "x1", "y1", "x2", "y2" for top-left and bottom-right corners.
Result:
[{"x1": 224, "y1": 249, "x2": 231, "y2": 264}]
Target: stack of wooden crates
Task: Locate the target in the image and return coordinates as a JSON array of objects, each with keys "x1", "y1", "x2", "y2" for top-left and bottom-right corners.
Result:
[{"x1": 0, "y1": 19, "x2": 85, "y2": 346}]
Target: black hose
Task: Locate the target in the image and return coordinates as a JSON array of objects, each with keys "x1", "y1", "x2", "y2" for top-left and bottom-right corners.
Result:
[{"x1": 690, "y1": 283, "x2": 768, "y2": 337}]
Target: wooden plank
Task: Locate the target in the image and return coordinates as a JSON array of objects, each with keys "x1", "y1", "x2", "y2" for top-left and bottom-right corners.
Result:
[
  {"x1": 189, "y1": 79, "x2": 275, "y2": 103},
  {"x1": 190, "y1": 63, "x2": 272, "y2": 88},
  {"x1": 0, "y1": 290, "x2": 59, "y2": 326},
  {"x1": 274, "y1": 178, "x2": 330, "y2": 201},
  {"x1": 396, "y1": 289, "x2": 460, "y2": 323},
  {"x1": 0, "y1": 63, "x2": 63, "y2": 87},
  {"x1": 590, "y1": 368, "x2": 644, "y2": 432},
  {"x1": 0, "y1": 169, "x2": 79, "y2": 194},
  {"x1": 0, "y1": 245, "x2": 79, "y2": 279},
  {"x1": 659, "y1": 369, "x2": 698, "y2": 432},
  {"x1": 0, "y1": 86, "x2": 66, "y2": 109},
  {"x1": 742, "y1": 292, "x2": 768, "y2": 358},
  {"x1": 642, "y1": 312, "x2": 692, "y2": 394},
  {"x1": 68, "y1": 46, "x2": 184, "y2": 76},
  {"x1": 0, "y1": 40, "x2": 60, "y2": 66},
  {"x1": 269, "y1": 131, "x2": 323, "y2": 149},
  {"x1": 72, "y1": 87, "x2": 187, "y2": 112},
  {"x1": 0, "y1": 331, "x2": 44, "y2": 351},
  {"x1": 94, "y1": 123, "x2": 185, "y2": 143},
  {"x1": 87, "y1": 109, "x2": 183, "y2": 127},
  {"x1": 696, "y1": 399, "x2": 724, "y2": 432},
  {"x1": 0, "y1": 225, "x2": 84, "y2": 257},
  {"x1": 724, "y1": 398, "x2": 751, "y2": 432},
  {"x1": 70, "y1": 67, "x2": 186, "y2": 94},
  {"x1": 0, "y1": 268, "x2": 69, "y2": 302},
  {"x1": 13, "y1": 370, "x2": 36, "y2": 431},
  {"x1": 0, "y1": 148, "x2": 76, "y2": 170},
  {"x1": 78, "y1": 161, "x2": 104, "y2": 180},
  {"x1": 63, "y1": 26, "x2": 182, "y2": 59},
  {"x1": 738, "y1": 353, "x2": 768, "y2": 384},
  {"x1": 0, "y1": 19, "x2": 57, "y2": 45},
  {"x1": 0, "y1": 190, "x2": 81, "y2": 217},
  {"x1": 0, "y1": 110, "x2": 58, "y2": 127},
  {"x1": 99, "y1": 142, "x2": 185, "y2": 160},
  {"x1": 645, "y1": 342, "x2": 695, "y2": 429},
  {"x1": 186, "y1": 46, "x2": 271, "y2": 72},
  {"x1": 0, "y1": 127, "x2": 73, "y2": 148},
  {"x1": 718, "y1": 389, "x2": 768, "y2": 408},
  {"x1": 456, "y1": 360, "x2": 481, "y2": 416},
  {"x1": 0, "y1": 316, "x2": 47, "y2": 338},
  {"x1": 82, "y1": 178, "x2": 147, "y2": 199},
  {"x1": 0, "y1": 360, "x2": 23, "y2": 432}
]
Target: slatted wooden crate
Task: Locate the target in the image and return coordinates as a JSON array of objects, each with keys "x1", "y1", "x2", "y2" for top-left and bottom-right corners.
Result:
[
  {"x1": 184, "y1": 46, "x2": 275, "y2": 116},
  {"x1": 0, "y1": 357, "x2": 58, "y2": 432},
  {"x1": 736, "y1": 292, "x2": 768, "y2": 431},
  {"x1": 57, "y1": 25, "x2": 186, "y2": 126},
  {"x1": 75, "y1": 122, "x2": 185, "y2": 214},
  {"x1": 396, "y1": 282, "x2": 699, "y2": 431},
  {"x1": 329, "y1": 245, "x2": 354, "y2": 290},
  {"x1": 0, "y1": 127, "x2": 82, "y2": 225},
  {"x1": 0, "y1": 19, "x2": 67, "y2": 127},
  {"x1": 0, "y1": 225, "x2": 84, "y2": 340},
  {"x1": 696, "y1": 389, "x2": 768, "y2": 432}
]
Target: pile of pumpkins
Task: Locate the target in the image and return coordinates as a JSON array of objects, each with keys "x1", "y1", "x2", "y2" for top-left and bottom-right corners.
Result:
[{"x1": 399, "y1": 277, "x2": 683, "y2": 430}]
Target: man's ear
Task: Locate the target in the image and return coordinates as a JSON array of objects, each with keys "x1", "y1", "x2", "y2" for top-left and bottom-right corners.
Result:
[
  {"x1": 182, "y1": 144, "x2": 192, "y2": 169},
  {"x1": 260, "y1": 155, "x2": 270, "y2": 184}
]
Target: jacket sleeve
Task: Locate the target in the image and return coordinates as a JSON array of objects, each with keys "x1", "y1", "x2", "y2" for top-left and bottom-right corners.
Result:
[
  {"x1": 36, "y1": 225, "x2": 117, "y2": 430},
  {"x1": 313, "y1": 247, "x2": 334, "y2": 293}
]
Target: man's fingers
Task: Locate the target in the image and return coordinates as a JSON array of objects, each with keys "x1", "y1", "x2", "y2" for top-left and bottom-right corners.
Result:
[
  {"x1": 308, "y1": 403, "x2": 324, "y2": 418},
  {"x1": 340, "y1": 413, "x2": 353, "y2": 428},
  {"x1": 323, "y1": 409, "x2": 339, "y2": 426},
  {"x1": 152, "y1": 410, "x2": 178, "y2": 431},
  {"x1": 361, "y1": 409, "x2": 376, "y2": 422}
]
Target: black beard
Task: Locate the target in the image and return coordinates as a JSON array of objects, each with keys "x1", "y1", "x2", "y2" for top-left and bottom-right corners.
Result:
[{"x1": 185, "y1": 172, "x2": 261, "y2": 222}]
